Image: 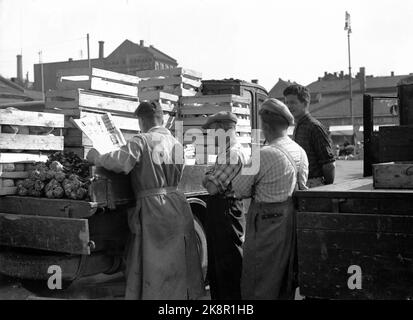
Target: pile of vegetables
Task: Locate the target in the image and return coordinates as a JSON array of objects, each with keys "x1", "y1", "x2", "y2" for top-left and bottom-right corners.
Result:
[{"x1": 16, "y1": 152, "x2": 92, "y2": 200}]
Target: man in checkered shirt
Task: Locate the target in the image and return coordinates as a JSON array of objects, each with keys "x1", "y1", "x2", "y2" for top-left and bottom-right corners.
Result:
[
  {"x1": 201, "y1": 111, "x2": 249, "y2": 300},
  {"x1": 232, "y1": 98, "x2": 308, "y2": 300}
]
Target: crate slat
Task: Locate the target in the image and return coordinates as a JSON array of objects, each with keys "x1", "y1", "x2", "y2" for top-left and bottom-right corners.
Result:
[
  {"x1": 0, "y1": 134, "x2": 64, "y2": 151},
  {"x1": 57, "y1": 67, "x2": 140, "y2": 85},
  {"x1": 0, "y1": 109, "x2": 65, "y2": 128},
  {"x1": 181, "y1": 94, "x2": 251, "y2": 105},
  {"x1": 179, "y1": 105, "x2": 250, "y2": 115},
  {"x1": 0, "y1": 153, "x2": 49, "y2": 164},
  {"x1": 136, "y1": 68, "x2": 202, "y2": 80}
]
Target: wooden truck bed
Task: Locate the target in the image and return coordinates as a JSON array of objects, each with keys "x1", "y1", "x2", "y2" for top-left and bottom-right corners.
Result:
[{"x1": 295, "y1": 177, "x2": 413, "y2": 300}]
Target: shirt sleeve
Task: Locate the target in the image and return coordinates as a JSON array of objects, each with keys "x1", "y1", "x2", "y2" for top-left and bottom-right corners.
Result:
[
  {"x1": 231, "y1": 167, "x2": 255, "y2": 199},
  {"x1": 298, "y1": 149, "x2": 309, "y2": 190},
  {"x1": 94, "y1": 137, "x2": 144, "y2": 174},
  {"x1": 312, "y1": 125, "x2": 336, "y2": 165},
  {"x1": 203, "y1": 149, "x2": 243, "y2": 193}
]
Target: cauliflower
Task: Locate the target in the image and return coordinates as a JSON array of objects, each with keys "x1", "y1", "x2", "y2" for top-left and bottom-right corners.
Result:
[
  {"x1": 16, "y1": 180, "x2": 29, "y2": 196},
  {"x1": 49, "y1": 161, "x2": 64, "y2": 172},
  {"x1": 45, "y1": 179, "x2": 64, "y2": 199},
  {"x1": 62, "y1": 174, "x2": 89, "y2": 200}
]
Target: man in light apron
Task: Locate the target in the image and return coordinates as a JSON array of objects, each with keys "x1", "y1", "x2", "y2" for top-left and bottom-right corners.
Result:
[
  {"x1": 87, "y1": 102, "x2": 205, "y2": 300},
  {"x1": 232, "y1": 98, "x2": 308, "y2": 300},
  {"x1": 201, "y1": 112, "x2": 249, "y2": 300}
]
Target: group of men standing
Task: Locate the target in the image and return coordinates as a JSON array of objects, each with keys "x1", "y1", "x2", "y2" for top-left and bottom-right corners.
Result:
[{"x1": 87, "y1": 84, "x2": 336, "y2": 300}]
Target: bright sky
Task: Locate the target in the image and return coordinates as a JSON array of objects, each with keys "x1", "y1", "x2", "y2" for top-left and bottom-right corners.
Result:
[{"x1": 1, "y1": 0, "x2": 412, "y2": 91}]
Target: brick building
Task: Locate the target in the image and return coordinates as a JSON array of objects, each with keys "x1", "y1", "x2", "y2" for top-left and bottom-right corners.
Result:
[{"x1": 33, "y1": 39, "x2": 178, "y2": 92}]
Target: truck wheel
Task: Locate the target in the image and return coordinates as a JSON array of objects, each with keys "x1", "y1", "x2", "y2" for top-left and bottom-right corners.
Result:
[{"x1": 193, "y1": 215, "x2": 208, "y2": 283}]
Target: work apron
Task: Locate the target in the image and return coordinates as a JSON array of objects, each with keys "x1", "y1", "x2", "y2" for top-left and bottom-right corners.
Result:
[
  {"x1": 241, "y1": 145, "x2": 299, "y2": 300},
  {"x1": 205, "y1": 195, "x2": 245, "y2": 300},
  {"x1": 124, "y1": 133, "x2": 205, "y2": 300}
]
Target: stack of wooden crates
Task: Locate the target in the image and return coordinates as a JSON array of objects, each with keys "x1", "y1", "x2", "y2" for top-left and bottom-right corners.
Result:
[
  {"x1": 0, "y1": 108, "x2": 64, "y2": 195},
  {"x1": 179, "y1": 94, "x2": 252, "y2": 164},
  {"x1": 136, "y1": 68, "x2": 202, "y2": 134},
  {"x1": 45, "y1": 68, "x2": 141, "y2": 159}
]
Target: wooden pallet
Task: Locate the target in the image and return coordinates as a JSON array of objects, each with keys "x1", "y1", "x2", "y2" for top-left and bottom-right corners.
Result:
[
  {"x1": 45, "y1": 89, "x2": 139, "y2": 116},
  {"x1": 56, "y1": 68, "x2": 139, "y2": 97}
]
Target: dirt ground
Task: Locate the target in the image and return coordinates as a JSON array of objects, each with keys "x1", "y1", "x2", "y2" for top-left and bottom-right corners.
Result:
[{"x1": 0, "y1": 160, "x2": 365, "y2": 300}]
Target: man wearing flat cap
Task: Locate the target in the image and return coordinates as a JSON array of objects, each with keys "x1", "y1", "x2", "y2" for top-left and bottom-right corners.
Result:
[
  {"x1": 201, "y1": 111, "x2": 249, "y2": 300},
  {"x1": 231, "y1": 98, "x2": 308, "y2": 300},
  {"x1": 87, "y1": 101, "x2": 205, "y2": 300}
]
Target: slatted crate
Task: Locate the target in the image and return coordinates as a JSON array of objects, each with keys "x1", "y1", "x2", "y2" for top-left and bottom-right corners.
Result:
[
  {"x1": 137, "y1": 68, "x2": 202, "y2": 97},
  {"x1": 0, "y1": 109, "x2": 64, "y2": 195},
  {"x1": 45, "y1": 89, "x2": 139, "y2": 117},
  {"x1": 56, "y1": 68, "x2": 140, "y2": 97}
]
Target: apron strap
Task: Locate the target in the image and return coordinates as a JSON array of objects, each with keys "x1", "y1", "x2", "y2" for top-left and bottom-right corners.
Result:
[
  {"x1": 136, "y1": 186, "x2": 178, "y2": 199},
  {"x1": 272, "y1": 144, "x2": 299, "y2": 192}
]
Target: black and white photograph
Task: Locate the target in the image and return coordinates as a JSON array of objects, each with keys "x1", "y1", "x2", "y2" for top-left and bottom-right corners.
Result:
[{"x1": 0, "y1": 0, "x2": 412, "y2": 307}]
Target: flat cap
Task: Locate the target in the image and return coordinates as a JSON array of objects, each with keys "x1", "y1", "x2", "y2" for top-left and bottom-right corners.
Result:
[
  {"x1": 259, "y1": 98, "x2": 294, "y2": 126},
  {"x1": 202, "y1": 111, "x2": 238, "y2": 129},
  {"x1": 135, "y1": 101, "x2": 164, "y2": 117}
]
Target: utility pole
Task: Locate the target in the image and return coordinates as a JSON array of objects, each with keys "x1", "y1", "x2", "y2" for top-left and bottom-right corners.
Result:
[
  {"x1": 87, "y1": 33, "x2": 91, "y2": 71},
  {"x1": 345, "y1": 11, "x2": 356, "y2": 145},
  {"x1": 38, "y1": 51, "x2": 45, "y2": 101}
]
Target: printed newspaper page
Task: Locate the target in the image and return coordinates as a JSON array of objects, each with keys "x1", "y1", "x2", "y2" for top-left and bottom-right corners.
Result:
[{"x1": 71, "y1": 113, "x2": 126, "y2": 154}]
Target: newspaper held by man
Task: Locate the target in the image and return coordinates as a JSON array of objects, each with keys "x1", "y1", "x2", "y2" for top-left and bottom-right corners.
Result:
[{"x1": 71, "y1": 112, "x2": 126, "y2": 154}]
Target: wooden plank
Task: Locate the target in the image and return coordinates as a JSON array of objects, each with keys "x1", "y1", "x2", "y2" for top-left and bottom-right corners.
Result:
[
  {"x1": 138, "y1": 90, "x2": 179, "y2": 102},
  {"x1": 0, "y1": 196, "x2": 98, "y2": 218},
  {"x1": 45, "y1": 100, "x2": 79, "y2": 110},
  {"x1": 181, "y1": 94, "x2": 251, "y2": 105},
  {"x1": 56, "y1": 79, "x2": 90, "y2": 91},
  {"x1": 138, "y1": 76, "x2": 201, "y2": 89},
  {"x1": 0, "y1": 251, "x2": 115, "y2": 281},
  {"x1": 0, "y1": 171, "x2": 28, "y2": 179},
  {"x1": 183, "y1": 124, "x2": 252, "y2": 133},
  {"x1": 297, "y1": 212, "x2": 413, "y2": 234},
  {"x1": 179, "y1": 105, "x2": 251, "y2": 115},
  {"x1": 78, "y1": 90, "x2": 138, "y2": 113},
  {"x1": 0, "y1": 213, "x2": 90, "y2": 255},
  {"x1": 90, "y1": 77, "x2": 138, "y2": 97},
  {"x1": 136, "y1": 67, "x2": 202, "y2": 80},
  {"x1": 0, "y1": 109, "x2": 64, "y2": 128},
  {"x1": 0, "y1": 134, "x2": 63, "y2": 151},
  {"x1": 297, "y1": 197, "x2": 413, "y2": 215},
  {"x1": 373, "y1": 162, "x2": 413, "y2": 189},
  {"x1": 57, "y1": 68, "x2": 140, "y2": 85},
  {"x1": 0, "y1": 187, "x2": 17, "y2": 195},
  {"x1": 0, "y1": 153, "x2": 48, "y2": 164},
  {"x1": 182, "y1": 117, "x2": 250, "y2": 127},
  {"x1": 297, "y1": 246, "x2": 413, "y2": 299},
  {"x1": 295, "y1": 177, "x2": 413, "y2": 199},
  {"x1": 45, "y1": 89, "x2": 79, "y2": 100}
]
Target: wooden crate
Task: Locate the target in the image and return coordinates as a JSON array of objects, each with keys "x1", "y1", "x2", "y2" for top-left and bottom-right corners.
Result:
[
  {"x1": 295, "y1": 178, "x2": 413, "y2": 300},
  {"x1": 0, "y1": 109, "x2": 64, "y2": 195},
  {"x1": 137, "y1": 68, "x2": 202, "y2": 97},
  {"x1": 373, "y1": 162, "x2": 413, "y2": 189},
  {"x1": 56, "y1": 68, "x2": 139, "y2": 97},
  {"x1": 45, "y1": 89, "x2": 139, "y2": 116},
  {"x1": 138, "y1": 91, "x2": 179, "y2": 113},
  {"x1": 378, "y1": 125, "x2": 413, "y2": 163}
]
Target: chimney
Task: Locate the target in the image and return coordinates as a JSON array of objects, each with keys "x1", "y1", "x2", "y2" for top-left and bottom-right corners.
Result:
[
  {"x1": 334, "y1": 72, "x2": 337, "y2": 78},
  {"x1": 359, "y1": 67, "x2": 366, "y2": 92},
  {"x1": 98, "y1": 41, "x2": 104, "y2": 59},
  {"x1": 391, "y1": 71, "x2": 394, "y2": 77},
  {"x1": 340, "y1": 71, "x2": 344, "y2": 79},
  {"x1": 140, "y1": 40, "x2": 144, "y2": 47},
  {"x1": 16, "y1": 54, "x2": 23, "y2": 83},
  {"x1": 324, "y1": 71, "x2": 328, "y2": 78},
  {"x1": 251, "y1": 79, "x2": 258, "y2": 84},
  {"x1": 68, "y1": 58, "x2": 73, "y2": 61}
]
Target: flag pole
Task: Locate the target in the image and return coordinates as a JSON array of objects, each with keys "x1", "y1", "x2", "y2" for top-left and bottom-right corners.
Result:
[{"x1": 345, "y1": 11, "x2": 356, "y2": 145}]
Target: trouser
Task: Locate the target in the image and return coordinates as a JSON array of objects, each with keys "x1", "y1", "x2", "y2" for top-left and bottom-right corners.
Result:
[
  {"x1": 241, "y1": 198, "x2": 298, "y2": 300},
  {"x1": 205, "y1": 195, "x2": 245, "y2": 300}
]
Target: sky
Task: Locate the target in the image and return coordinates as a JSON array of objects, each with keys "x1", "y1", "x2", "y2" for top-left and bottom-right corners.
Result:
[{"x1": 0, "y1": 0, "x2": 413, "y2": 91}]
